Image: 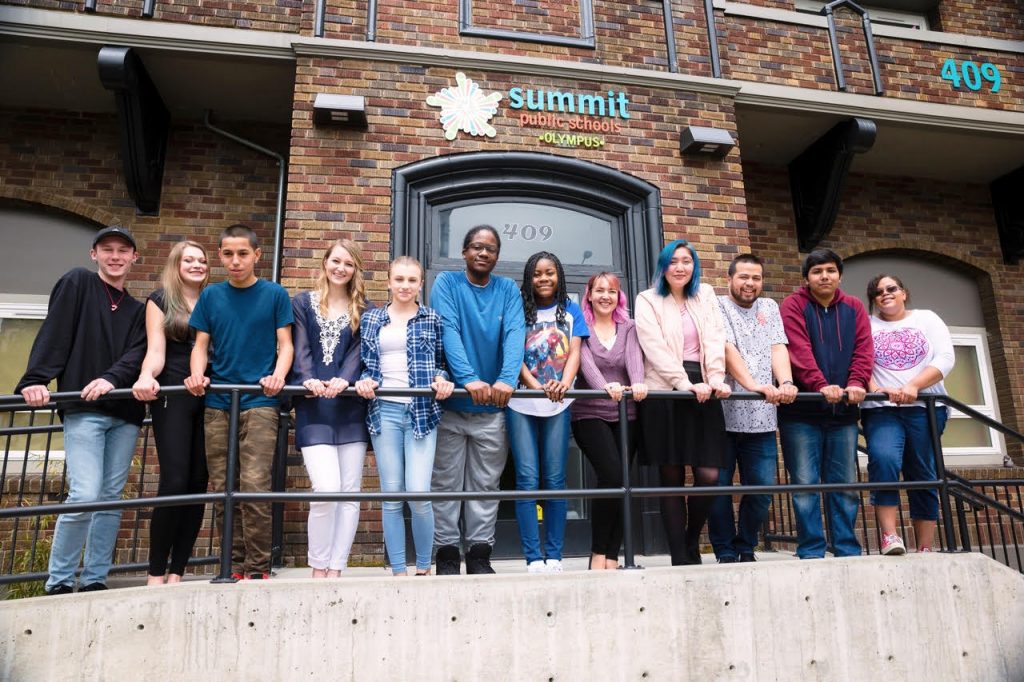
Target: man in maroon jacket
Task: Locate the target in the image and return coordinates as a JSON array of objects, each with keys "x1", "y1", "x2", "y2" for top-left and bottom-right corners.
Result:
[{"x1": 778, "y1": 248, "x2": 874, "y2": 559}]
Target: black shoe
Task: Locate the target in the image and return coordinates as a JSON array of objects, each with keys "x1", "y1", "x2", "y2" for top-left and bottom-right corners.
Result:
[
  {"x1": 435, "y1": 545, "x2": 461, "y2": 576},
  {"x1": 45, "y1": 584, "x2": 75, "y2": 596},
  {"x1": 465, "y1": 543, "x2": 496, "y2": 574},
  {"x1": 78, "y1": 582, "x2": 108, "y2": 593},
  {"x1": 717, "y1": 555, "x2": 738, "y2": 564},
  {"x1": 739, "y1": 553, "x2": 757, "y2": 563}
]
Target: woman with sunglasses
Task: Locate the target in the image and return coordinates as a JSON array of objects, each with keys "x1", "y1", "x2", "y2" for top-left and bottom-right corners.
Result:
[{"x1": 862, "y1": 274, "x2": 955, "y2": 555}]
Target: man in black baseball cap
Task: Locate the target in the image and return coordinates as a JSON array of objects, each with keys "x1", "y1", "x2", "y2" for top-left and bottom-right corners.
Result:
[{"x1": 92, "y1": 224, "x2": 137, "y2": 250}]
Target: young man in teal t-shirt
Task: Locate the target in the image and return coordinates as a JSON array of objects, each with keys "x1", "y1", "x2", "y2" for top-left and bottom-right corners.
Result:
[{"x1": 186, "y1": 224, "x2": 293, "y2": 580}]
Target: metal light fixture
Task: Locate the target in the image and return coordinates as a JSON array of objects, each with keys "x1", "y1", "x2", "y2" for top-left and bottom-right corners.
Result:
[
  {"x1": 313, "y1": 93, "x2": 368, "y2": 128},
  {"x1": 680, "y1": 125, "x2": 735, "y2": 157}
]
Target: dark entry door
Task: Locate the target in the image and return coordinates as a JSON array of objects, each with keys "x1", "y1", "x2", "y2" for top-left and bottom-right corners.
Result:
[{"x1": 392, "y1": 151, "x2": 664, "y2": 560}]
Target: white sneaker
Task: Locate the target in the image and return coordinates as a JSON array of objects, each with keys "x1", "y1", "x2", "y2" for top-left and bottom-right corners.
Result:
[
  {"x1": 545, "y1": 559, "x2": 563, "y2": 573},
  {"x1": 880, "y1": 533, "x2": 906, "y2": 556},
  {"x1": 527, "y1": 560, "x2": 547, "y2": 574}
]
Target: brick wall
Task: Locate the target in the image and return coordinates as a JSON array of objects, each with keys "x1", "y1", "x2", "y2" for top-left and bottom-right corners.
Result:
[{"x1": 742, "y1": 161, "x2": 1024, "y2": 463}]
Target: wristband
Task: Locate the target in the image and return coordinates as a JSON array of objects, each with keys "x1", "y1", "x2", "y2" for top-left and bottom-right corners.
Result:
[{"x1": 781, "y1": 380, "x2": 794, "y2": 386}]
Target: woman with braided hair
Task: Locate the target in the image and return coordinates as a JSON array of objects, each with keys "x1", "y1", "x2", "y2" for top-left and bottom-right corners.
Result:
[{"x1": 507, "y1": 251, "x2": 589, "y2": 573}]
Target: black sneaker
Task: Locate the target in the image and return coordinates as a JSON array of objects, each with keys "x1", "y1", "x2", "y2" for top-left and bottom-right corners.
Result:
[
  {"x1": 739, "y1": 553, "x2": 757, "y2": 562},
  {"x1": 78, "y1": 582, "x2": 108, "y2": 592},
  {"x1": 435, "y1": 545, "x2": 461, "y2": 575},
  {"x1": 45, "y1": 584, "x2": 75, "y2": 596},
  {"x1": 717, "y1": 556, "x2": 738, "y2": 564},
  {"x1": 465, "y1": 543, "x2": 495, "y2": 575}
]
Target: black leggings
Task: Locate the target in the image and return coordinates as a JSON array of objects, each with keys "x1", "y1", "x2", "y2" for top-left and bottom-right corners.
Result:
[
  {"x1": 572, "y1": 418, "x2": 637, "y2": 560},
  {"x1": 148, "y1": 393, "x2": 208, "y2": 576},
  {"x1": 659, "y1": 465, "x2": 719, "y2": 566}
]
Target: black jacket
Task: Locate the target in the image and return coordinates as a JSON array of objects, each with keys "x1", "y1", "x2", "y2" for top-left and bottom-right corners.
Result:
[{"x1": 15, "y1": 268, "x2": 147, "y2": 426}]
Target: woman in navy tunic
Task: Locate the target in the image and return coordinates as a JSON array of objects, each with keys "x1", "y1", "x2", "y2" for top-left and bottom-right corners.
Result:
[{"x1": 291, "y1": 238, "x2": 372, "y2": 577}]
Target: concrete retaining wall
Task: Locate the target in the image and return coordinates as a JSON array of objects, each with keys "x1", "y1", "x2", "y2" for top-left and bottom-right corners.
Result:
[{"x1": 2, "y1": 553, "x2": 1022, "y2": 680}]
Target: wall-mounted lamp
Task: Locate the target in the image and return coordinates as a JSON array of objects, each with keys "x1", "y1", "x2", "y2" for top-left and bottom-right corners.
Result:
[
  {"x1": 680, "y1": 125, "x2": 735, "y2": 157},
  {"x1": 313, "y1": 93, "x2": 368, "y2": 128}
]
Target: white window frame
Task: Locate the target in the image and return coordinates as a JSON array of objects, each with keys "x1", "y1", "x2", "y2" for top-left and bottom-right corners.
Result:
[
  {"x1": 794, "y1": 0, "x2": 930, "y2": 30},
  {"x1": 0, "y1": 299, "x2": 66, "y2": 465},
  {"x1": 943, "y1": 327, "x2": 1006, "y2": 466}
]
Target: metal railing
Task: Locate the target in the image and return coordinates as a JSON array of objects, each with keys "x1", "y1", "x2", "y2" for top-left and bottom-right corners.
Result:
[{"x1": 1, "y1": 386, "x2": 1022, "y2": 590}]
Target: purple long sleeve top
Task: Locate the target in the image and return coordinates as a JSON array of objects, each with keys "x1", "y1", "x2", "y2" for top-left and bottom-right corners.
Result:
[{"x1": 570, "y1": 319, "x2": 645, "y2": 423}]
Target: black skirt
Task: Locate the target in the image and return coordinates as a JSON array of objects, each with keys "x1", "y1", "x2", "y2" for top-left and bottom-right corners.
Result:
[{"x1": 639, "y1": 361, "x2": 728, "y2": 468}]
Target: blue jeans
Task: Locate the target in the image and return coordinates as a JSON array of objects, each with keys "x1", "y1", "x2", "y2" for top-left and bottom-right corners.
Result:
[
  {"x1": 780, "y1": 420, "x2": 861, "y2": 559},
  {"x1": 507, "y1": 408, "x2": 571, "y2": 563},
  {"x1": 863, "y1": 406, "x2": 947, "y2": 520},
  {"x1": 47, "y1": 411, "x2": 139, "y2": 589},
  {"x1": 708, "y1": 431, "x2": 778, "y2": 559},
  {"x1": 372, "y1": 400, "x2": 437, "y2": 573}
]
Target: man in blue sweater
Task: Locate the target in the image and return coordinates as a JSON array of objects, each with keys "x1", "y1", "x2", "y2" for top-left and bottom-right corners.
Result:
[{"x1": 430, "y1": 225, "x2": 526, "y2": 574}]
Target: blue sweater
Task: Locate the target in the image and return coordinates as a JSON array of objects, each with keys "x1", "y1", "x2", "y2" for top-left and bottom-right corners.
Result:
[{"x1": 430, "y1": 271, "x2": 526, "y2": 413}]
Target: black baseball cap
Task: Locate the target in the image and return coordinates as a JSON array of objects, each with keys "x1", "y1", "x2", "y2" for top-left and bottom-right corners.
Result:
[{"x1": 92, "y1": 225, "x2": 137, "y2": 250}]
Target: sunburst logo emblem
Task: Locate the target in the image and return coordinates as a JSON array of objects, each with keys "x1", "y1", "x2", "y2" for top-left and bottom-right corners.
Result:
[{"x1": 426, "y1": 72, "x2": 502, "y2": 140}]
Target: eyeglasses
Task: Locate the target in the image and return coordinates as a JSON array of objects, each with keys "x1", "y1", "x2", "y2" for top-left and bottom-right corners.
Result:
[
  {"x1": 873, "y1": 284, "x2": 901, "y2": 298},
  {"x1": 466, "y1": 243, "x2": 498, "y2": 255}
]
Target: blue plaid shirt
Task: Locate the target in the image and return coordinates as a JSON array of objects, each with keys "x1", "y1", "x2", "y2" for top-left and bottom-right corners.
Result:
[{"x1": 360, "y1": 305, "x2": 449, "y2": 438}]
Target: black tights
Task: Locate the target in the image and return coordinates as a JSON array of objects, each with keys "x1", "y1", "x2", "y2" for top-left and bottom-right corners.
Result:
[
  {"x1": 148, "y1": 393, "x2": 208, "y2": 576},
  {"x1": 659, "y1": 465, "x2": 719, "y2": 565}
]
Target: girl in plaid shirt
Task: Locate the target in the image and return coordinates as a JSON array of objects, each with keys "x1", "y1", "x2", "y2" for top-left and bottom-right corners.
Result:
[{"x1": 356, "y1": 256, "x2": 454, "y2": 576}]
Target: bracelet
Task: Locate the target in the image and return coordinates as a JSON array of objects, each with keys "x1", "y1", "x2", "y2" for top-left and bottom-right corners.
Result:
[{"x1": 781, "y1": 380, "x2": 794, "y2": 386}]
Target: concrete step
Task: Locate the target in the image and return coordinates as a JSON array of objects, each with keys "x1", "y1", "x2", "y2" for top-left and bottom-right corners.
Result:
[{"x1": 2, "y1": 553, "x2": 1021, "y2": 681}]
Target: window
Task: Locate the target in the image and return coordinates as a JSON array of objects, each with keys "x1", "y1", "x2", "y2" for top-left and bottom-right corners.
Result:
[
  {"x1": 795, "y1": 0, "x2": 930, "y2": 30},
  {"x1": 942, "y1": 328, "x2": 1006, "y2": 464},
  {"x1": 0, "y1": 302, "x2": 64, "y2": 466}
]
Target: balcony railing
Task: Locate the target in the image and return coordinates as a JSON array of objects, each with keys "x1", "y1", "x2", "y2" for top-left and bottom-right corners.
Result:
[{"x1": 1, "y1": 385, "x2": 1022, "y2": 591}]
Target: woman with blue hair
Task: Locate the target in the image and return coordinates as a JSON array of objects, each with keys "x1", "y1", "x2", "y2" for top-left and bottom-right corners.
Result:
[{"x1": 635, "y1": 239, "x2": 731, "y2": 565}]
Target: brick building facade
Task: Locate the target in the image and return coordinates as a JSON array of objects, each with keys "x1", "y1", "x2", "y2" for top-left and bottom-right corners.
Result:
[{"x1": 2, "y1": 0, "x2": 1022, "y2": 566}]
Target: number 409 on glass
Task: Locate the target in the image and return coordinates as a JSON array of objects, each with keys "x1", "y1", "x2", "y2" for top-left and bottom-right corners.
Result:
[{"x1": 941, "y1": 58, "x2": 1001, "y2": 93}]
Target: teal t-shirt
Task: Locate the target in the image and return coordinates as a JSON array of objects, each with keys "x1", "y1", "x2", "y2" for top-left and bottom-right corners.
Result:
[{"x1": 189, "y1": 279, "x2": 293, "y2": 410}]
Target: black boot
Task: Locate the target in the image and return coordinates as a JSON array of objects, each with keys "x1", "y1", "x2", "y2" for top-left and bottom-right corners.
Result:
[
  {"x1": 435, "y1": 545, "x2": 462, "y2": 575},
  {"x1": 465, "y1": 543, "x2": 496, "y2": 574}
]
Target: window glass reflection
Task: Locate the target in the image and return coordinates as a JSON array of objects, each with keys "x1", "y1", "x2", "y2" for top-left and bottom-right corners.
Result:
[{"x1": 440, "y1": 203, "x2": 615, "y2": 267}]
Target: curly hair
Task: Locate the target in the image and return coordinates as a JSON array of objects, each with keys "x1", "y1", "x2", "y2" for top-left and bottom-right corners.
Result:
[
  {"x1": 313, "y1": 239, "x2": 367, "y2": 332},
  {"x1": 521, "y1": 251, "x2": 568, "y2": 327}
]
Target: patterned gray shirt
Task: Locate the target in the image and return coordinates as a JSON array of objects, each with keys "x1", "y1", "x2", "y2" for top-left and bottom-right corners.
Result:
[{"x1": 718, "y1": 296, "x2": 788, "y2": 433}]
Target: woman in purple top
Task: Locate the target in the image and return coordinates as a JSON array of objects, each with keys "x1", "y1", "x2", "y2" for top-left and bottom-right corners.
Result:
[
  {"x1": 571, "y1": 272, "x2": 648, "y2": 570},
  {"x1": 290, "y1": 239, "x2": 372, "y2": 577}
]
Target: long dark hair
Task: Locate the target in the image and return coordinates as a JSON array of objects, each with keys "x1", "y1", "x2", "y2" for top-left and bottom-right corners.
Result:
[{"x1": 521, "y1": 251, "x2": 567, "y2": 327}]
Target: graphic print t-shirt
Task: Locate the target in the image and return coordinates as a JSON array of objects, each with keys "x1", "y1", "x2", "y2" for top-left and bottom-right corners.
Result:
[
  {"x1": 508, "y1": 300, "x2": 589, "y2": 417},
  {"x1": 862, "y1": 309, "x2": 955, "y2": 410}
]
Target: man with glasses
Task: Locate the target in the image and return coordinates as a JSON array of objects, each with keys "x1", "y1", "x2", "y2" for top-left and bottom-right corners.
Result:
[
  {"x1": 778, "y1": 248, "x2": 874, "y2": 560},
  {"x1": 429, "y1": 225, "x2": 526, "y2": 574}
]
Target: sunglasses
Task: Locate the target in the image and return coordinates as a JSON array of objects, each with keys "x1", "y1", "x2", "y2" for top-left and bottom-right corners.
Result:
[{"x1": 873, "y1": 284, "x2": 901, "y2": 298}]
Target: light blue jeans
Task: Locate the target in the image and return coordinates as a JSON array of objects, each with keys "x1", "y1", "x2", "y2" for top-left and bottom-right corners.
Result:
[
  {"x1": 47, "y1": 411, "x2": 139, "y2": 590},
  {"x1": 507, "y1": 408, "x2": 571, "y2": 563},
  {"x1": 779, "y1": 420, "x2": 861, "y2": 559},
  {"x1": 372, "y1": 400, "x2": 437, "y2": 573}
]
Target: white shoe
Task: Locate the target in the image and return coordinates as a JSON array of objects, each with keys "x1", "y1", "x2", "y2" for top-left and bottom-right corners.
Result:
[
  {"x1": 545, "y1": 559, "x2": 563, "y2": 573},
  {"x1": 527, "y1": 560, "x2": 547, "y2": 574}
]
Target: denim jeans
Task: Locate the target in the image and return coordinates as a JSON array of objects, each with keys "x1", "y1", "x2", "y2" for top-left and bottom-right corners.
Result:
[
  {"x1": 708, "y1": 431, "x2": 778, "y2": 559},
  {"x1": 47, "y1": 411, "x2": 139, "y2": 590},
  {"x1": 372, "y1": 400, "x2": 437, "y2": 573},
  {"x1": 780, "y1": 420, "x2": 861, "y2": 559},
  {"x1": 507, "y1": 408, "x2": 571, "y2": 563},
  {"x1": 862, "y1": 406, "x2": 947, "y2": 520}
]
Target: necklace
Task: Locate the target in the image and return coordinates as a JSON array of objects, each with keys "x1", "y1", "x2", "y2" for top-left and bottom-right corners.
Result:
[{"x1": 102, "y1": 281, "x2": 126, "y2": 312}]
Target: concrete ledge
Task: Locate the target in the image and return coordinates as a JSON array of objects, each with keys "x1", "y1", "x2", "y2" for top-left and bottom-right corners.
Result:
[{"x1": 1, "y1": 553, "x2": 1021, "y2": 680}]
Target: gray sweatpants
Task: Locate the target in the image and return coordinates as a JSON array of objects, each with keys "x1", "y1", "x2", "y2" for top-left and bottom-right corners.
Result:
[{"x1": 431, "y1": 410, "x2": 508, "y2": 548}]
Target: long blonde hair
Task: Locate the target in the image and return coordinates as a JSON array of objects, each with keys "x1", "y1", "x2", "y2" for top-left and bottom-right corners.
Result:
[
  {"x1": 314, "y1": 239, "x2": 367, "y2": 331},
  {"x1": 161, "y1": 240, "x2": 209, "y2": 342}
]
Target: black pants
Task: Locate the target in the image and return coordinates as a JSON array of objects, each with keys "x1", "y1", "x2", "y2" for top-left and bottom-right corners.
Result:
[
  {"x1": 148, "y1": 393, "x2": 208, "y2": 576},
  {"x1": 572, "y1": 418, "x2": 637, "y2": 560}
]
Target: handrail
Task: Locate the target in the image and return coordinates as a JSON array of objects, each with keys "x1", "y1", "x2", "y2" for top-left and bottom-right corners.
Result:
[
  {"x1": 939, "y1": 395, "x2": 1024, "y2": 444},
  {"x1": 3, "y1": 384, "x2": 1021, "y2": 585}
]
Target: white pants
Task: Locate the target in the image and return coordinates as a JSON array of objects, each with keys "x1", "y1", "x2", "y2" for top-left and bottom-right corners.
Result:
[{"x1": 301, "y1": 442, "x2": 367, "y2": 570}]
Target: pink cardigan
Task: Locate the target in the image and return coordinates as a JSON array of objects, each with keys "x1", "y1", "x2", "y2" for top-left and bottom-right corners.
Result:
[{"x1": 635, "y1": 284, "x2": 727, "y2": 390}]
